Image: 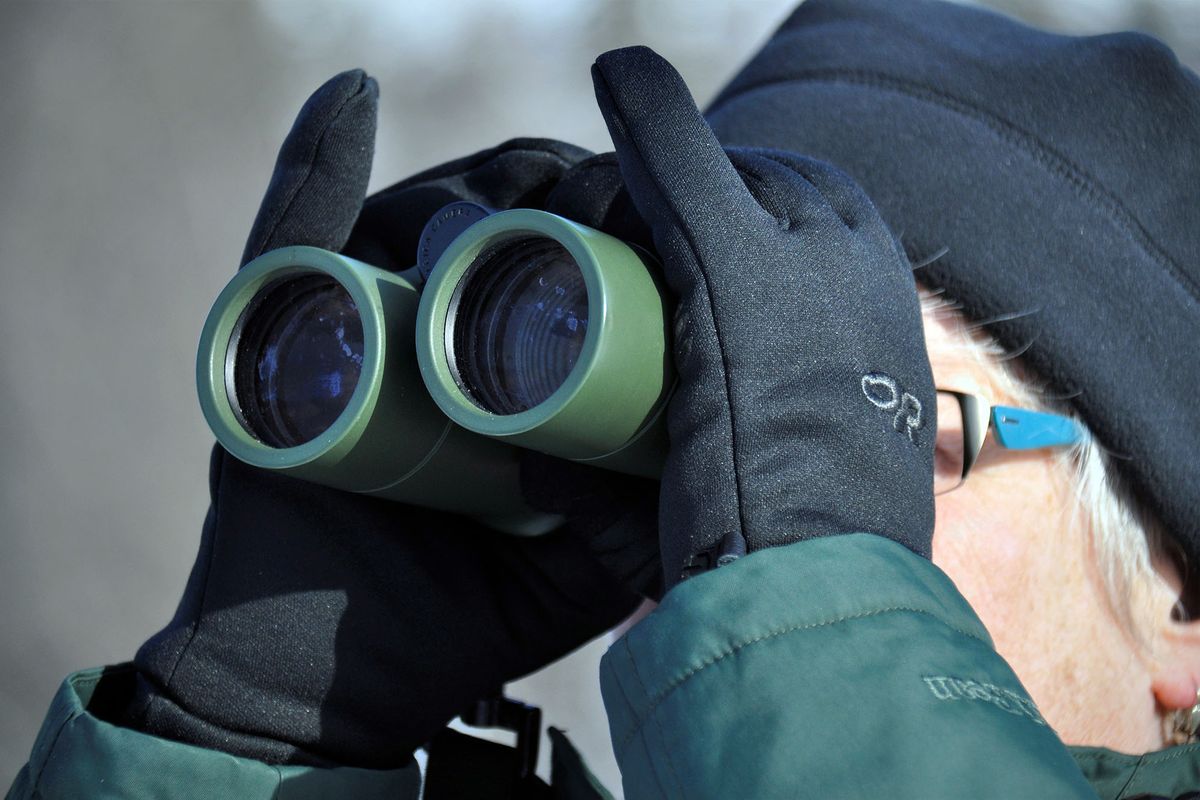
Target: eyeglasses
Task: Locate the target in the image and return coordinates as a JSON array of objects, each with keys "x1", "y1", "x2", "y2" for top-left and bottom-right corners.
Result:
[{"x1": 934, "y1": 390, "x2": 1084, "y2": 495}]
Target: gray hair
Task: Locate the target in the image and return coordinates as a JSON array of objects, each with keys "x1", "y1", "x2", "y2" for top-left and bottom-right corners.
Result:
[{"x1": 921, "y1": 290, "x2": 1177, "y2": 645}]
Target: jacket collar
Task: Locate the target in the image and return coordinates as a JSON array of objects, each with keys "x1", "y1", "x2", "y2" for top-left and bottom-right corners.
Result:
[{"x1": 1071, "y1": 743, "x2": 1200, "y2": 799}]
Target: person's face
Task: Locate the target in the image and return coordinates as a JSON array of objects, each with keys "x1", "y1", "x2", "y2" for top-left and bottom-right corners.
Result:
[{"x1": 923, "y1": 306, "x2": 1178, "y2": 753}]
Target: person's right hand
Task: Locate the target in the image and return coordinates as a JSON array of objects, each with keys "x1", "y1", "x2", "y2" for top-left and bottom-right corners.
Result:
[
  {"x1": 119, "y1": 70, "x2": 659, "y2": 771},
  {"x1": 590, "y1": 47, "x2": 937, "y2": 590}
]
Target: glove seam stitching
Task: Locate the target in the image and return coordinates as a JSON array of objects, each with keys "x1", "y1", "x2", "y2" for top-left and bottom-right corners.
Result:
[
  {"x1": 594, "y1": 66, "x2": 751, "y2": 568},
  {"x1": 249, "y1": 76, "x2": 364, "y2": 261},
  {"x1": 716, "y1": 153, "x2": 814, "y2": 231},
  {"x1": 613, "y1": 604, "x2": 988, "y2": 755},
  {"x1": 157, "y1": 450, "x2": 227, "y2": 702}
]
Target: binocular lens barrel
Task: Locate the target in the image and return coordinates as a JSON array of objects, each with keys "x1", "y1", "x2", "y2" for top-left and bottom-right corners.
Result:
[
  {"x1": 450, "y1": 238, "x2": 589, "y2": 416},
  {"x1": 198, "y1": 208, "x2": 672, "y2": 535},
  {"x1": 231, "y1": 275, "x2": 365, "y2": 449},
  {"x1": 198, "y1": 246, "x2": 561, "y2": 536},
  {"x1": 417, "y1": 209, "x2": 671, "y2": 478}
]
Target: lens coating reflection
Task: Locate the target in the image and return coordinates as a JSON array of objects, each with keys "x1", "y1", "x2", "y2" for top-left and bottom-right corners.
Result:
[
  {"x1": 451, "y1": 238, "x2": 588, "y2": 415},
  {"x1": 230, "y1": 274, "x2": 365, "y2": 448}
]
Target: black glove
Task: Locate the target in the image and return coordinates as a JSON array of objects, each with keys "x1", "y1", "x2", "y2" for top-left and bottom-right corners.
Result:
[
  {"x1": 120, "y1": 70, "x2": 658, "y2": 771},
  {"x1": 590, "y1": 47, "x2": 936, "y2": 590}
]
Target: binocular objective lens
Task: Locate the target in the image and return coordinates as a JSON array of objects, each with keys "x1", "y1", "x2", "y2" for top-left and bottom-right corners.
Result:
[
  {"x1": 450, "y1": 238, "x2": 588, "y2": 415},
  {"x1": 230, "y1": 275, "x2": 365, "y2": 449}
]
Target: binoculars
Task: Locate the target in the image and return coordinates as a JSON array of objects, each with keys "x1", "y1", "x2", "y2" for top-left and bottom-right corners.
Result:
[{"x1": 197, "y1": 204, "x2": 672, "y2": 535}]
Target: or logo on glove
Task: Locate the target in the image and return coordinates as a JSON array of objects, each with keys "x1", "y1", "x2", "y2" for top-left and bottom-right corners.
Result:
[{"x1": 861, "y1": 372, "x2": 926, "y2": 444}]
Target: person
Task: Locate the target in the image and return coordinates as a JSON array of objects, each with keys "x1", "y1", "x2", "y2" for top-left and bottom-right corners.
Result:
[{"x1": 7, "y1": 0, "x2": 1199, "y2": 797}]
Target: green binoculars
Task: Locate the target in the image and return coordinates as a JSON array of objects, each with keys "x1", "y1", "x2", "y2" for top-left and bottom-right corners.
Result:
[{"x1": 197, "y1": 204, "x2": 672, "y2": 535}]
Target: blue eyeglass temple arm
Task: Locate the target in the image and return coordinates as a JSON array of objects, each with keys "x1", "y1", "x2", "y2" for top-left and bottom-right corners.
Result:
[{"x1": 990, "y1": 405, "x2": 1084, "y2": 450}]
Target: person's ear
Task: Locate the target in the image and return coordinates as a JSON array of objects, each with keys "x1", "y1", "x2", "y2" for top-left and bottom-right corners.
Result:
[{"x1": 1148, "y1": 561, "x2": 1200, "y2": 721}]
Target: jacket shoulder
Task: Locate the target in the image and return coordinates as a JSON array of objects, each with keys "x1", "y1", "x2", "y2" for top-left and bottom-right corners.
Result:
[
  {"x1": 601, "y1": 534, "x2": 1099, "y2": 799},
  {"x1": 6, "y1": 664, "x2": 421, "y2": 800}
]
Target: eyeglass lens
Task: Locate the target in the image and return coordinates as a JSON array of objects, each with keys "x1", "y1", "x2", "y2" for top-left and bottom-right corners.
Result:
[{"x1": 934, "y1": 392, "x2": 967, "y2": 494}]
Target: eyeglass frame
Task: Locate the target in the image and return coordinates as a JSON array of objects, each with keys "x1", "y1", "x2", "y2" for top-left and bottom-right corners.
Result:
[{"x1": 935, "y1": 389, "x2": 1085, "y2": 495}]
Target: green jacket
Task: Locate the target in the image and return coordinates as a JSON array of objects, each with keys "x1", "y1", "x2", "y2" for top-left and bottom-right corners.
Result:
[{"x1": 9, "y1": 534, "x2": 1200, "y2": 798}]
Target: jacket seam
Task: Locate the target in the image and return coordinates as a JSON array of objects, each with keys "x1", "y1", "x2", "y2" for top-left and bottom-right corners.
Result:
[
  {"x1": 1117, "y1": 746, "x2": 1200, "y2": 798},
  {"x1": 271, "y1": 765, "x2": 284, "y2": 800},
  {"x1": 1115, "y1": 756, "x2": 1142, "y2": 799},
  {"x1": 622, "y1": 635, "x2": 687, "y2": 798},
  {"x1": 1131, "y1": 745, "x2": 1200, "y2": 766},
  {"x1": 1073, "y1": 752, "x2": 1135, "y2": 763},
  {"x1": 612, "y1": 644, "x2": 674, "y2": 800},
  {"x1": 28, "y1": 677, "x2": 100, "y2": 789},
  {"x1": 634, "y1": 715, "x2": 674, "y2": 800},
  {"x1": 614, "y1": 604, "x2": 988, "y2": 755},
  {"x1": 27, "y1": 712, "x2": 75, "y2": 793}
]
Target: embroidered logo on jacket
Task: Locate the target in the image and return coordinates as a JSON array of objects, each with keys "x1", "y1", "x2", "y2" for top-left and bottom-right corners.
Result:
[{"x1": 922, "y1": 675, "x2": 1047, "y2": 726}]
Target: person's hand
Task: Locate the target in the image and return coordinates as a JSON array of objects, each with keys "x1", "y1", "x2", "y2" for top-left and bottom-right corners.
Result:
[
  {"x1": 120, "y1": 70, "x2": 658, "y2": 770},
  {"x1": 590, "y1": 47, "x2": 936, "y2": 590}
]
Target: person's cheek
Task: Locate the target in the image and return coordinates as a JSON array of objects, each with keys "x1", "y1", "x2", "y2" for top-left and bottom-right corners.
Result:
[{"x1": 932, "y1": 490, "x2": 1017, "y2": 625}]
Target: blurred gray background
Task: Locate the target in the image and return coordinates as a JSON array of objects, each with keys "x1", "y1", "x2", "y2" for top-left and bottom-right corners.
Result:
[{"x1": 2, "y1": 0, "x2": 1197, "y2": 793}]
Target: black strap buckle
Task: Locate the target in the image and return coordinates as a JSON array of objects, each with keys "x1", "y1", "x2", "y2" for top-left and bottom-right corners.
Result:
[
  {"x1": 460, "y1": 694, "x2": 542, "y2": 780},
  {"x1": 423, "y1": 693, "x2": 549, "y2": 799}
]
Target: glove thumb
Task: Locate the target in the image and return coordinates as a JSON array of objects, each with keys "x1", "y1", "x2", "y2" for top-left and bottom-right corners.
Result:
[
  {"x1": 590, "y1": 46, "x2": 753, "y2": 249},
  {"x1": 241, "y1": 70, "x2": 378, "y2": 267}
]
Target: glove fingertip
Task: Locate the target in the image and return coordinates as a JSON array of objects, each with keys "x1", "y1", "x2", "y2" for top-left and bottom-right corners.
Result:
[
  {"x1": 590, "y1": 46, "x2": 684, "y2": 156},
  {"x1": 591, "y1": 46, "x2": 755, "y2": 246},
  {"x1": 299, "y1": 69, "x2": 379, "y2": 133},
  {"x1": 241, "y1": 69, "x2": 379, "y2": 267},
  {"x1": 592, "y1": 45, "x2": 677, "y2": 93}
]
